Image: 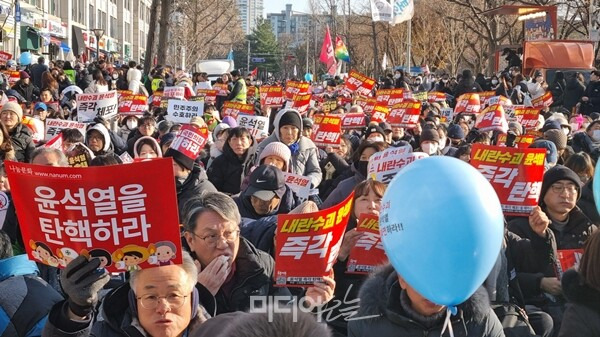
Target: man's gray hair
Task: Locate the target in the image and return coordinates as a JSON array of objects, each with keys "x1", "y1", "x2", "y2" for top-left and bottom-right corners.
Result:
[
  {"x1": 129, "y1": 251, "x2": 198, "y2": 295},
  {"x1": 30, "y1": 147, "x2": 68, "y2": 166},
  {"x1": 182, "y1": 191, "x2": 241, "y2": 232}
]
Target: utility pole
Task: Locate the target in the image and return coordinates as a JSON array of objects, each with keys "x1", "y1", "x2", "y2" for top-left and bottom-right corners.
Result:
[
  {"x1": 406, "y1": 20, "x2": 412, "y2": 71},
  {"x1": 247, "y1": 39, "x2": 250, "y2": 74},
  {"x1": 13, "y1": 0, "x2": 19, "y2": 57}
]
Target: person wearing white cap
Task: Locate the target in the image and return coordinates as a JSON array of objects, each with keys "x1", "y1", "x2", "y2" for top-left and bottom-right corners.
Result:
[{"x1": 0, "y1": 102, "x2": 34, "y2": 162}]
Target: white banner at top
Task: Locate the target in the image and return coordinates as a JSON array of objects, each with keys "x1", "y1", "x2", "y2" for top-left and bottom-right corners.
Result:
[
  {"x1": 370, "y1": 0, "x2": 393, "y2": 22},
  {"x1": 392, "y1": 0, "x2": 414, "y2": 25}
]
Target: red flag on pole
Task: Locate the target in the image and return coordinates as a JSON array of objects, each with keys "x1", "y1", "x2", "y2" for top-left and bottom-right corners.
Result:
[
  {"x1": 250, "y1": 67, "x2": 258, "y2": 77},
  {"x1": 320, "y1": 25, "x2": 336, "y2": 75}
]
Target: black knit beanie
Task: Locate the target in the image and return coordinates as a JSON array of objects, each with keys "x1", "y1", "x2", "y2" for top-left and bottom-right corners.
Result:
[
  {"x1": 278, "y1": 110, "x2": 302, "y2": 131},
  {"x1": 539, "y1": 165, "x2": 582, "y2": 206}
]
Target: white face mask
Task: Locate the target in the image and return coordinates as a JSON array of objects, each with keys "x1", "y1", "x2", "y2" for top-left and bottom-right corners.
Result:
[
  {"x1": 126, "y1": 119, "x2": 138, "y2": 130},
  {"x1": 491, "y1": 79, "x2": 498, "y2": 85},
  {"x1": 369, "y1": 135, "x2": 384, "y2": 143},
  {"x1": 112, "y1": 74, "x2": 119, "y2": 79},
  {"x1": 422, "y1": 142, "x2": 438, "y2": 155},
  {"x1": 439, "y1": 137, "x2": 447, "y2": 147},
  {"x1": 562, "y1": 127, "x2": 570, "y2": 136},
  {"x1": 570, "y1": 123, "x2": 579, "y2": 132},
  {"x1": 592, "y1": 130, "x2": 600, "y2": 141}
]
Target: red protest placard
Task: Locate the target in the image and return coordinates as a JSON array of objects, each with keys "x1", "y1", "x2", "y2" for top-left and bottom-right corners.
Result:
[
  {"x1": 151, "y1": 92, "x2": 163, "y2": 107},
  {"x1": 455, "y1": 93, "x2": 481, "y2": 114},
  {"x1": 387, "y1": 101, "x2": 422, "y2": 129},
  {"x1": 556, "y1": 249, "x2": 584, "y2": 279},
  {"x1": 311, "y1": 114, "x2": 342, "y2": 148},
  {"x1": 478, "y1": 91, "x2": 496, "y2": 108},
  {"x1": 532, "y1": 91, "x2": 553, "y2": 108},
  {"x1": 275, "y1": 192, "x2": 354, "y2": 287},
  {"x1": 3, "y1": 70, "x2": 20, "y2": 86},
  {"x1": 345, "y1": 70, "x2": 376, "y2": 97},
  {"x1": 195, "y1": 89, "x2": 217, "y2": 105},
  {"x1": 496, "y1": 134, "x2": 536, "y2": 149},
  {"x1": 346, "y1": 213, "x2": 388, "y2": 275},
  {"x1": 169, "y1": 124, "x2": 209, "y2": 159},
  {"x1": 514, "y1": 107, "x2": 541, "y2": 131},
  {"x1": 370, "y1": 105, "x2": 389, "y2": 123},
  {"x1": 259, "y1": 86, "x2": 285, "y2": 107},
  {"x1": 247, "y1": 86, "x2": 257, "y2": 98},
  {"x1": 486, "y1": 95, "x2": 512, "y2": 108},
  {"x1": 475, "y1": 104, "x2": 508, "y2": 133},
  {"x1": 5, "y1": 159, "x2": 182, "y2": 272},
  {"x1": 470, "y1": 144, "x2": 546, "y2": 216},
  {"x1": 222, "y1": 101, "x2": 254, "y2": 118},
  {"x1": 118, "y1": 95, "x2": 148, "y2": 115},
  {"x1": 341, "y1": 113, "x2": 366, "y2": 130},
  {"x1": 284, "y1": 81, "x2": 310, "y2": 101},
  {"x1": 163, "y1": 86, "x2": 185, "y2": 99},
  {"x1": 355, "y1": 96, "x2": 376, "y2": 114},
  {"x1": 427, "y1": 92, "x2": 447, "y2": 103},
  {"x1": 213, "y1": 83, "x2": 229, "y2": 96},
  {"x1": 376, "y1": 89, "x2": 404, "y2": 109},
  {"x1": 0, "y1": 52, "x2": 12, "y2": 64},
  {"x1": 290, "y1": 93, "x2": 311, "y2": 113}
]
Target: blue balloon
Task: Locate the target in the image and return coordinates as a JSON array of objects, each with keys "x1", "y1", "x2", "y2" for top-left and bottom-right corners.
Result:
[
  {"x1": 304, "y1": 73, "x2": 313, "y2": 82},
  {"x1": 19, "y1": 52, "x2": 32, "y2": 66},
  {"x1": 593, "y1": 160, "x2": 600, "y2": 214},
  {"x1": 379, "y1": 156, "x2": 504, "y2": 306}
]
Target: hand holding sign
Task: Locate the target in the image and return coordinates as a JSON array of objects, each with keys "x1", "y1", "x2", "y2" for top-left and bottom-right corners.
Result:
[
  {"x1": 61, "y1": 255, "x2": 110, "y2": 317},
  {"x1": 304, "y1": 274, "x2": 336, "y2": 310},
  {"x1": 337, "y1": 229, "x2": 364, "y2": 262}
]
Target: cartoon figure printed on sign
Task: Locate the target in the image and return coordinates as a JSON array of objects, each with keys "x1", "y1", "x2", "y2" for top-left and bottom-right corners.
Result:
[
  {"x1": 112, "y1": 244, "x2": 155, "y2": 272},
  {"x1": 86, "y1": 248, "x2": 113, "y2": 269},
  {"x1": 56, "y1": 247, "x2": 78, "y2": 267},
  {"x1": 148, "y1": 241, "x2": 177, "y2": 266},
  {"x1": 29, "y1": 240, "x2": 60, "y2": 267}
]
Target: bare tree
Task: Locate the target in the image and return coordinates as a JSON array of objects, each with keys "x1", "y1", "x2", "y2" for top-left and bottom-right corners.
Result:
[
  {"x1": 144, "y1": 0, "x2": 160, "y2": 75},
  {"x1": 157, "y1": 0, "x2": 173, "y2": 64}
]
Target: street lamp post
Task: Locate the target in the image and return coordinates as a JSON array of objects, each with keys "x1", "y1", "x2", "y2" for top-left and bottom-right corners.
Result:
[{"x1": 91, "y1": 28, "x2": 104, "y2": 62}]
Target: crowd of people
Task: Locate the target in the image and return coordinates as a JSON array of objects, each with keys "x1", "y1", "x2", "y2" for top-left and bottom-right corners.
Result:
[{"x1": 0, "y1": 56, "x2": 597, "y2": 337}]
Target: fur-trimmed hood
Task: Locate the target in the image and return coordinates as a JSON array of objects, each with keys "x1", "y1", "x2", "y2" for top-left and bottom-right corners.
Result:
[
  {"x1": 562, "y1": 269, "x2": 600, "y2": 314},
  {"x1": 357, "y1": 264, "x2": 491, "y2": 325}
]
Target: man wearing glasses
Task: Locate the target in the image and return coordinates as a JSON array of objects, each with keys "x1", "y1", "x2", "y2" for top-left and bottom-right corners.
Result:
[
  {"x1": 183, "y1": 192, "x2": 335, "y2": 315},
  {"x1": 43, "y1": 252, "x2": 213, "y2": 337},
  {"x1": 508, "y1": 165, "x2": 597, "y2": 334}
]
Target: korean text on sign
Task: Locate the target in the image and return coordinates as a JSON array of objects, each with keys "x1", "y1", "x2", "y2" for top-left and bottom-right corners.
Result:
[
  {"x1": 311, "y1": 114, "x2": 342, "y2": 148},
  {"x1": 237, "y1": 115, "x2": 269, "y2": 139},
  {"x1": 387, "y1": 101, "x2": 422, "y2": 129},
  {"x1": 344, "y1": 70, "x2": 376, "y2": 97},
  {"x1": 163, "y1": 86, "x2": 186, "y2": 99},
  {"x1": 454, "y1": 93, "x2": 481, "y2": 114},
  {"x1": 77, "y1": 90, "x2": 119, "y2": 122},
  {"x1": 275, "y1": 192, "x2": 354, "y2": 287},
  {"x1": 259, "y1": 86, "x2": 285, "y2": 107},
  {"x1": 283, "y1": 172, "x2": 311, "y2": 200},
  {"x1": 118, "y1": 95, "x2": 148, "y2": 116},
  {"x1": 284, "y1": 81, "x2": 310, "y2": 101},
  {"x1": 346, "y1": 213, "x2": 388, "y2": 274},
  {"x1": 5, "y1": 159, "x2": 183, "y2": 273},
  {"x1": 470, "y1": 144, "x2": 546, "y2": 216},
  {"x1": 166, "y1": 99, "x2": 204, "y2": 124},
  {"x1": 376, "y1": 89, "x2": 404, "y2": 109},
  {"x1": 341, "y1": 113, "x2": 366, "y2": 130},
  {"x1": 222, "y1": 102, "x2": 254, "y2": 118},
  {"x1": 169, "y1": 124, "x2": 209, "y2": 160},
  {"x1": 45, "y1": 119, "x2": 86, "y2": 141},
  {"x1": 368, "y1": 146, "x2": 427, "y2": 184}
]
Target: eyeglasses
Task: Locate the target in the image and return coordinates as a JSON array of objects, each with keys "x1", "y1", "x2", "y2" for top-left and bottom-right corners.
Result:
[
  {"x1": 138, "y1": 293, "x2": 188, "y2": 310},
  {"x1": 189, "y1": 230, "x2": 240, "y2": 246},
  {"x1": 550, "y1": 183, "x2": 578, "y2": 194},
  {"x1": 139, "y1": 124, "x2": 155, "y2": 129}
]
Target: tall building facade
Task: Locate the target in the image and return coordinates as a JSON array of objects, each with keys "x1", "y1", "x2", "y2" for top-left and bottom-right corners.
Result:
[
  {"x1": 0, "y1": 0, "x2": 150, "y2": 63},
  {"x1": 237, "y1": 0, "x2": 263, "y2": 34},
  {"x1": 267, "y1": 4, "x2": 316, "y2": 47}
]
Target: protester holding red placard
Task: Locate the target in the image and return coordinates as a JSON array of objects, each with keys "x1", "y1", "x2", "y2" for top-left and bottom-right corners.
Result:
[
  {"x1": 183, "y1": 192, "x2": 334, "y2": 315},
  {"x1": 559, "y1": 230, "x2": 600, "y2": 336},
  {"x1": 255, "y1": 109, "x2": 322, "y2": 188},
  {"x1": 508, "y1": 166, "x2": 597, "y2": 333},
  {"x1": 322, "y1": 179, "x2": 386, "y2": 336}
]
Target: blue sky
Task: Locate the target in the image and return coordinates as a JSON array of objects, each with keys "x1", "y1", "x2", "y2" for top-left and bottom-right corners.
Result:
[{"x1": 264, "y1": 0, "x2": 309, "y2": 15}]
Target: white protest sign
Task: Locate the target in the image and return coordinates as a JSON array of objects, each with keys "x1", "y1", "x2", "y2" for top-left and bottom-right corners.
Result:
[
  {"x1": 236, "y1": 115, "x2": 269, "y2": 139},
  {"x1": 76, "y1": 90, "x2": 119, "y2": 122},
  {"x1": 282, "y1": 172, "x2": 311, "y2": 200},
  {"x1": 45, "y1": 118, "x2": 86, "y2": 141},
  {"x1": 166, "y1": 99, "x2": 204, "y2": 124},
  {"x1": 119, "y1": 152, "x2": 134, "y2": 164},
  {"x1": 367, "y1": 146, "x2": 428, "y2": 184},
  {"x1": 163, "y1": 86, "x2": 186, "y2": 99}
]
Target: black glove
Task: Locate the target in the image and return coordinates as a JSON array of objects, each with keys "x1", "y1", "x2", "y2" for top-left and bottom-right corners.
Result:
[{"x1": 60, "y1": 255, "x2": 110, "y2": 317}]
